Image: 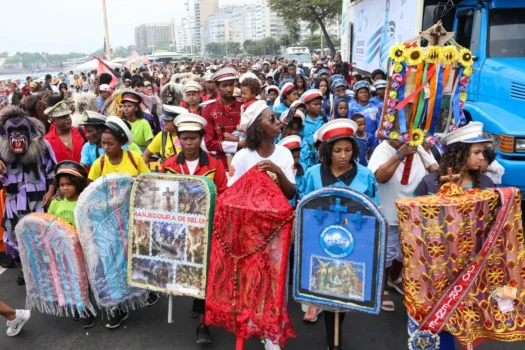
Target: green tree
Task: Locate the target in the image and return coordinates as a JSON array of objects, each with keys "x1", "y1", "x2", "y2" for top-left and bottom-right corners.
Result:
[
  {"x1": 0, "y1": 52, "x2": 8, "y2": 58},
  {"x1": 301, "y1": 35, "x2": 341, "y2": 54},
  {"x1": 154, "y1": 43, "x2": 169, "y2": 51},
  {"x1": 268, "y1": 0, "x2": 342, "y2": 57},
  {"x1": 225, "y1": 42, "x2": 241, "y2": 55}
]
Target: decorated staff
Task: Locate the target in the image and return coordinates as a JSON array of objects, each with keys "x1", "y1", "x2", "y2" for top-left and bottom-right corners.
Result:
[
  {"x1": 296, "y1": 119, "x2": 386, "y2": 349},
  {"x1": 376, "y1": 22, "x2": 474, "y2": 184}
]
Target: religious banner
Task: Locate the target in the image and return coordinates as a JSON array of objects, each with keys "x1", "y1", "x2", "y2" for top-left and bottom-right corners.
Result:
[
  {"x1": 396, "y1": 185, "x2": 525, "y2": 349},
  {"x1": 75, "y1": 174, "x2": 148, "y2": 311},
  {"x1": 127, "y1": 173, "x2": 216, "y2": 299},
  {"x1": 16, "y1": 213, "x2": 95, "y2": 317},
  {"x1": 294, "y1": 187, "x2": 387, "y2": 314}
]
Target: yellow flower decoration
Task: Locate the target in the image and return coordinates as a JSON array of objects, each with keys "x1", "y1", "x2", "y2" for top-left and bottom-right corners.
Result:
[
  {"x1": 459, "y1": 48, "x2": 474, "y2": 67},
  {"x1": 406, "y1": 47, "x2": 425, "y2": 66},
  {"x1": 463, "y1": 66, "x2": 473, "y2": 77},
  {"x1": 389, "y1": 44, "x2": 406, "y2": 63},
  {"x1": 386, "y1": 114, "x2": 395, "y2": 122},
  {"x1": 389, "y1": 90, "x2": 398, "y2": 99},
  {"x1": 393, "y1": 63, "x2": 403, "y2": 73},
  {"x1": 390, "y1": 131, "x2": 400, "y2": 140},
  {"x1": 426, "y1": 46, "x2": 442, "y2": 64},
  {"x1": 460, "y1": 92, "x2": 467, "y2": 102},
  {"x1": 409, "y1": 128, "x2": 425, "y2": 147},
  {"x1": 441, "y1": 46, "x2": 458, "y2": 65}
]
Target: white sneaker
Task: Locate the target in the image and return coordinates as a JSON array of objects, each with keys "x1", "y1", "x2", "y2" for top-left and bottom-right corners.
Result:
[
  {"x1": 264, "y1": 338, "x2": 281, "y2": 350},
  {"x1": 6, "y1": 309, "x2": 31, "y2": 337}
]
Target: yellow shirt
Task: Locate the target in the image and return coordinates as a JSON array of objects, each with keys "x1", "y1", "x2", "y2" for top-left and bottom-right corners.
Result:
[
  {"x1": 129, "y1": 119, "x2": 153, "y2": 147},
  {"x1": 147, "y1": 131, "x2": 181, "y2": 160},
  {"x1": 88, "y1": 150, "x2": 150, "y2": 181}
]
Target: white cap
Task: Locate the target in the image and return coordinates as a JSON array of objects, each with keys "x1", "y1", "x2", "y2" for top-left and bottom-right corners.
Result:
[
  {"x1": 239, "y1": 100, "x2": 269, "y2": 131},
  {"x1": 174, "y1": 113, "x2": 207, "y2": 132},
  {"x1": 300, "y1": 89, "x2": 323, "y2": 105},
  {"x1": 183, "y1": 81, "x2": 203, "y2": 93},
  {"x1": 99, "y1": 84, "x2": 111, "y2": 92},
  {"x1": 278, "y1": 135, "x2": 302, "y2": 151},
  {"x1": 280, "y1": 82, "x2": 295, "y2": 96},
  {"x1": 317, "y1": 119, "x2": 358, "y2": 143},
  {"x1": 374, "y1": 80, "x2": 388, "y2": 89},
  {"x1": 239, "y1": 72, "x2": 258, "y2": 83},
  {"x1": 106, "y1": 116, "x2": 133, "y2": 145},
  {"x1": 279, "y1": 109, "x2": 305, "y2": 124},
  {"x1": 266, "y1": 85, "x2": 279, "y2": 94},
  {"x1": 439, "y1": 121, "x2": 491, "y2": 145},
  {"x1": 161, "y1": 105, "x2": 188, "y2": 121}
]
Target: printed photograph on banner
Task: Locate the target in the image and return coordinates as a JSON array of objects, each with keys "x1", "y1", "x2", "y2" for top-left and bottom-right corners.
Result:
[
  {"x1": 186, "y1": 226, "x2": 205, "y2": 264},
  {"x1": 151, "y1": 222, "x2": 185, "y2": 260},
  {"x1": 309, "y1": 255, "x2": 365, "y2": 301},
  {"x1": 175, "y1": 264, "x2": 203, "y2": 293},
  {"x1": 131, "y1": 257, "x2": 173, "y2": 289},
  {"x1": 179, "y1": 181, "x2": 207, "y2": 215},
  {"x1": 135, "y1": 178, "x2": 178, "y2": 211},
  {"x1": 132, "y1": 220, "x2": 151, "y2": 256}
]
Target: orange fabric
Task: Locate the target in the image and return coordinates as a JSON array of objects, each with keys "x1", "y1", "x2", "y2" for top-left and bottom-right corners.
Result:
[
  {"x1": 442, "y1": 65, "x2": 452, "y2": 98},
  {"x1": 425, "y1": 67, "x2": 438, "y2": 131},
  {"x1": 410, "y1": 62, "x2": 425, "y2": 133}
]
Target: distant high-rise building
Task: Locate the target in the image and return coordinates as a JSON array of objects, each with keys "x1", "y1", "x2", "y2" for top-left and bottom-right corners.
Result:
[
  {"x1": 193, "y1": 0, "x2": 219, "y2": 54},
  {"x1": 203, "y1": 13, "x2": 233, "y2": 50},
  {"x1": 134, "y1": 22, "x2": 173, "y2": 52}
]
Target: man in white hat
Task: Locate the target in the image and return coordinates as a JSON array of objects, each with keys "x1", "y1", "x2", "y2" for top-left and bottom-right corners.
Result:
[
  {"x1": 202, "y1": 67, "x2": 244, "y2": 169},
  {"x1": 97, "y1": 84, "x2": 111, "y2": 114},
  {"x1": 371, "y1": 79, "x2": 387, "y2": 111},
  {"x1": 181, "y1": 81, "x2": 203, "y2": 115}
]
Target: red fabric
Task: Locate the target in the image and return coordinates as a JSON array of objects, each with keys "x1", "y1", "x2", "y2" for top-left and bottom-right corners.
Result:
[
  {"x1": 44, "y1": 125, "x2": 85, "y2": 163},
  {"x1": 94, "y1": 56, "x2": 119, "y2": 88},
  {"x1": 202, "y1": 98, "x2": 242, "y2": 168},
  {"x1": 162, "y1": 151, "x2": 228, "y2": 195},
  {"x1": 205, "y1": 167, "x2": 296, "y2": 347}
]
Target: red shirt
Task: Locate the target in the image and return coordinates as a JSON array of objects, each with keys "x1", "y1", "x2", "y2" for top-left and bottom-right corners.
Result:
[
  {"x1": 202, "y1": 98, "x2": 242, "y2": 168},
  {"x1": 162, "y1": 150, "x2": 228, "y2": 195},
  {"x1": 44, "y1": 125, "x2": 85, "y2": 163}
]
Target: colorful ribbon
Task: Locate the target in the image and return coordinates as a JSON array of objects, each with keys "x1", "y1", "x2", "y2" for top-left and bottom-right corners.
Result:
[
  {"x1": 412, "y1": 63, "x2": 432, "y2": 129},
  {"x1": 410, "y1": 62, "x2": 425, "y2": 134},
  {"x1": 429, "y1": 66, "x2": 445, "y2": 134},
  {"x1": 453, "y1": 66, "x2": 465, "y2": 127},
  {"x1": 398, "y1": 64, "x2": 408, "y2": 133}
]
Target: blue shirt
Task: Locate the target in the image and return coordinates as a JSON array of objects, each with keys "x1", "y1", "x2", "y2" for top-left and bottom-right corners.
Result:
[
  {"x1": 273, "y1": 102, "x2": 290, "y2": 117},
  {"x1": 289, "y1": 162, "x2": 307, "y2": 208},
  {"x1": 300, "y1": 113, "x2": 328, "y2": 169},
  {"x1": 370, "y1": 96, "x2": 384, "y2": 113},
  {"x1": 348, "y1": 101, "x2": 381, "y2": 136},
  {"x1": 321, "y1": 95, "x2": 331, "y2": 117},
  {"x1": 300, "y1": 162, "x2": 380, "y2": 205},
  {"x1": 355, "y1": 133, "x2": 376, "y2": 167},
  {"x1": 97, "y1": 97, "x2": 105, "y2": 114}
]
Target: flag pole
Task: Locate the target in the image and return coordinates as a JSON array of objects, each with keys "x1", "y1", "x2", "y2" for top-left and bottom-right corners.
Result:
[{"x1": 102, "y1": 0, "x2": 111, "y2": 60}]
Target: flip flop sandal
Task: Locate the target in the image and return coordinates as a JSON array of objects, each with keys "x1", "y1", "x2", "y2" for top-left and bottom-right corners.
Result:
[
  {"x1": 303, "y1": 305, "x2": 321, "y2": 322},
  {"x1": 388, "y1": 276, "x2": 405, "y2": 295},
  {"x1": 382, "y1": 291, "x2": 395, "y2": 312}
]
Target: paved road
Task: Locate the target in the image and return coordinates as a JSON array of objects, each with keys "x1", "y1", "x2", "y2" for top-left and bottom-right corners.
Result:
[{"x1": 1, "y1": 267, "x2": 523, "y2": 350}]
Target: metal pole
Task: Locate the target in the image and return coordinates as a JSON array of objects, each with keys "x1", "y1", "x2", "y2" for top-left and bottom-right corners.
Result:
[{"x1": 102, "y1": 0, "x2": 111, "y2": 60}]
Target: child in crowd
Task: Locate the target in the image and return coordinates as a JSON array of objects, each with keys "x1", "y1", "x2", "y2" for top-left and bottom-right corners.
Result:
[
  {"x1": 351, "y1": 114, "x2": 375, "y2": 166},
  {"x1": 481, "y1": 143, "x2": 505, "y2": 184},
  {"x1": 266, "y1": 85, "x2": 279, "y2": 110},
  {"x1": 299, "y1": 90, "x2": 328, "y2": 169},
  {"x1": 279, "y1": 109, "x2": 305, "y2": 138},
  {"x1": 348, "y1": 81, "x2": 381, "y2": 137},
  {"x1": 240, "y1": 77, "x2": 261, "y2": 114},
  {"x1": 278, "y1": 135, "x2": 306, "y2": 209},
  {"x1": 273, "y1": 82, "x2": 298, "y2": 116},
  {"x1": 370, "y1": 80, "x2": 387, "y2": 112},
  {"x1": 333, "y1": 98, "x2": 349, "y2": 119}
]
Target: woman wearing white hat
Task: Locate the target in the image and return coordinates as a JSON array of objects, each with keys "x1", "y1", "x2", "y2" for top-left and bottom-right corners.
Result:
[{"x1": 300, "y1": 118, "x2": 379, "y2": 350}]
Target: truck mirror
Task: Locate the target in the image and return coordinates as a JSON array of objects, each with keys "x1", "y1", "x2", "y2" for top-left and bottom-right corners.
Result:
[{"x1": 423, "y1": 5, "x2": 444, "y2": 30}]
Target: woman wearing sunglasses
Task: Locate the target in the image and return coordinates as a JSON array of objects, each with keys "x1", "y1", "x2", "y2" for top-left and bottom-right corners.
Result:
[{"x1": 228, "y1": 100, "x2": 296, "y2": 201}]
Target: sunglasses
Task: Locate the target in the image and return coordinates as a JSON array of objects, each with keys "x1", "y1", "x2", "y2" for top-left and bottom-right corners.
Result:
[{"x1": 265, "y1": 115, "x2": 277, "y2": 124}]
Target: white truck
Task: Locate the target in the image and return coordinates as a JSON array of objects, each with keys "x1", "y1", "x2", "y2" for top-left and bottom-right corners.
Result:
[{"x1": 284, "y1": 47, "x2": 313, "y2": 71}]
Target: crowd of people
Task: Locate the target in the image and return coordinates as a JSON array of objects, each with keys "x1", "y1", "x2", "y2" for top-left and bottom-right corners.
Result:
[{"x1": 0, "y1": 54, "x2": 508, "y2": 350}]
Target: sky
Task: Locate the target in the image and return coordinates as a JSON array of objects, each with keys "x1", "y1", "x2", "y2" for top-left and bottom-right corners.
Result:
[{"x1": 0, "y1": 0, "x2": 255, "y2": 55}]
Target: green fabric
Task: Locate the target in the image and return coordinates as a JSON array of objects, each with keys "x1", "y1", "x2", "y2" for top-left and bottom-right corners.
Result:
[
  {"x1": 413, "y1": 62, "x2": 429, "y2": 130},
  {"x1": 129, "y1": 119, "x2": 153, "y2": 147},
  {"x1": 129, "y1": 142, "x2": 143, "y2": 155},
  {"x1": 48, "y1": 198, "x2": 78, "y2": 227}
]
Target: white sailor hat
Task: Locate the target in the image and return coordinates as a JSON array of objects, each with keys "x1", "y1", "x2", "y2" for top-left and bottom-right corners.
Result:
[
  {"x1": 278, "y1": 135, "x2": 302, "y2": 151},
  {"x1": 161, "y1": 105, "x2": 188, "y2": 121},
  {"x1": 439, "y1": 121, "x2": 491, "y2": 145},
  {"x1": 239, "y1": 72, "x2": 258, "y2": 83},
  {"x1": 239, "y1": 100, "x2": 269, "y2": 132},
  {"x1": 266, "y1": 85, "x2": 279, "y2": 95},
  {"x1": 99, "y1": 84, "x2": 111, "y2": 92},
  {"x1": 290, "y1": 100, "x2": 305, "y2": 110},
  {"x1": 313, "y1": 129, "x2": 320, "y2": 144},
  {"x1": 374, "y1": 80, "x2": 388, "y2": 89},
  {"x1": 280, "y1": 82, "x2": 295, "y2": 97},
  {"x1": 80, "y1": 111, "x2": 107, "y2": 126},
  {"x1": 211, "y1": 67, "x2": 238, "y2": 82},
  {"x1": 300, "y1": 89, "x2": 323, "y2": 105},
  {"x1": 204, "y1": 73, "x2": 214, "y2": 82},
  {"x1": 279, "y1": 109, "x2": 305, "y2": 124},
  {"x1": 354, "y1": 80, "x2": 371, "y2": 92},
  {"x1": 317, "y1": 119, "x2": 358, "y2": 143},
  {"x1": 183, "y1": 81, "x2": 203, "y2": 93},
  {"x1": 105, "y1": 116, "x2": 133, "y2": 145},
  {"x1": 174, "y1": 113, "x2": 207, "y2": 132}
]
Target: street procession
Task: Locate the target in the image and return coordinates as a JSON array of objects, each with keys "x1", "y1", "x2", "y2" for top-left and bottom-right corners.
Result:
[{"x1": 1, "y1": 0, "x2": 525, "y2": 349}]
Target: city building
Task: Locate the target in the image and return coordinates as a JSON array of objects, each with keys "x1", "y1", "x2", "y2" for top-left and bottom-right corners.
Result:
[
  {"x1": 134, "y1": 22, "x2": 173, "y2": 52},
  {"x1": 193, "y1": 0, "x2": 219, "y2": 54},
  {"x1": 203, "y1": 13, "x2": 233, "y2": 49}
]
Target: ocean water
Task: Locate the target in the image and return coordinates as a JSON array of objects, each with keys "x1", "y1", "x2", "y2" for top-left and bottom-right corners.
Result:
[{"x1": 0, "y1": 71, "x2": 63, "y2": 81}]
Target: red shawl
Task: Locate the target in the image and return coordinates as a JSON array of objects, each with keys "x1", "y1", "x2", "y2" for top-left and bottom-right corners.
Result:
[{"x1": 205, "y1": 167, "x2": 296, "y2": 347}]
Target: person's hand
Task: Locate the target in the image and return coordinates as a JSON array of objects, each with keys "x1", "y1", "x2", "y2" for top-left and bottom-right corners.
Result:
[
  {"x1": 42, "y1": 191, "x2": 53, "y2": 208},
  {"x1": 257, "y1": 160, "x2": 282, "y2": 175},
  {"x1": 398, "y1": 143, "x2": 418, "y2": 158},
  {"x1": 238, "y1": 139, "x2": 246, "y2": 149},
  {"x1": 0, "y1": 160, "x2": 7, "y2": 174},
  {"x1": 223, "y1": 133, "x2": 240, "y2": 142}
]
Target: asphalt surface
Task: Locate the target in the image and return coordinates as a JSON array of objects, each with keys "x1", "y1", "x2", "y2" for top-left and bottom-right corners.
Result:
[{"x1": 1, "y1": 267, "x2": 524, "y2": 350}]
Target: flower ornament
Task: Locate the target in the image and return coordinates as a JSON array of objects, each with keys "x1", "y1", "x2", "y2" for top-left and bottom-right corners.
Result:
[
  {"x1": 393, "y1": 63, "x2": 404, "y2": 73},
  {"x1": 382, "y1": 129, "x2": 391, "y2": 138},
  {"x1": 403, "y1": 133, "x2": 411, "y2": 142},
  {"x1": 391, "y1": 82, "x2": 400, "y2": 90},
  {"x1": 386, "y1": 114, "x2": 395, "y2": 123},
  {"x1": 389, "y1": 90, "x2": 398, "y2": 99},
  {"x1": 463, "y1": 66, "x2": 474, "y2": 77},
  {"x1": 383, "y1": 121, "x2": 393, "y2": 129},
  {"x1": 406, "y1": 47, "x2": 425, "y2": 66},
  {"x1": 442, "y1": 46, "x2": 458, "y2": 65},
  {"x1": 389, "y1": 44, "x2": 407, "y2": 63},
  {"x1": 409, "y1": 128, "x2": 425, "y2": 147},
  {"x1": 387, "y1": 99, "x2": 396, "y2": 108},
  {"x1": 426, "y1": 46, "x2": 442, "y2": 64},
  {"x1": 390, "y1": 131, "x2": 400, "y2": 140},
  {"x1": 459, "y1": 48, "x2": 474, "y2": 67},
  {"x1": 460, "y1": 92, "x2": 467, "y2": 102},
  {"x1": 450, "y1": 125, "x2": 458, "y2": 132}
]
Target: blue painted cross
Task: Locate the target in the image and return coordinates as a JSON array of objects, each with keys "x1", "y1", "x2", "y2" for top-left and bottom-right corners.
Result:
[
  {"x1": 329, "y1": 198, "x2": 348, "y2": 225},
  {"x1": 313, "y1": 207, "x2": 327, "y2": 225},
  {"x1": 350, "y1": 211, "x2": 367, "y2": 230}
]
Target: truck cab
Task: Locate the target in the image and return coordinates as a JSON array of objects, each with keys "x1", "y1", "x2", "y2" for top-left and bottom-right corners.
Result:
[{"x1": 448, "y1": 0, "x2": 525, "y2": 193}]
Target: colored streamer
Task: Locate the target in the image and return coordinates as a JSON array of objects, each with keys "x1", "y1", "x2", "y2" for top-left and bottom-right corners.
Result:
[
  {"x1": 398, "y1": 64, "x2": 408, "y2": 133},
  {"x1": 453, "y1": 67, "x2": 465, "y2": 126},
  {"x1": 425, "y1": 65, "x2": 439, "y2": 131},
  {"x1": 412, "y1": 64, "x2": 431, "y2": 129},
  {"x1": 429, "y1": 66, "x2": 445, "y2": 134},
  {"x1": 410, "y1": 62, "x2": 425, "y2": 130}
]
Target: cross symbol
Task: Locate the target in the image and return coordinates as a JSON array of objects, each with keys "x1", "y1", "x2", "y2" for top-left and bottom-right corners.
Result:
[
  {"x1": 227, "y1": 304, "x2": 241, "y2": 331},
  {"x1": 163, "y1": 187, "x2": 175, "y2": 211},
  {"x1": 313, "y1": 207, "x2": 327, "y2": 225},
  {"x1": 329, "y1": 198, "x2": 348, "y2": 225},
  {"x1": 350, "y1": 211, "x2": 367, "y2": 231},
  {"x1": 149, "y1": 185, "x2": 160, "y2": 208}
]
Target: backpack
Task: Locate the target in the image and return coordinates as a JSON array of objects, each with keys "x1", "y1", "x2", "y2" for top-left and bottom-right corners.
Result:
[{"x1": 100, "y1": 150, "x2": 138, "y2": 172}]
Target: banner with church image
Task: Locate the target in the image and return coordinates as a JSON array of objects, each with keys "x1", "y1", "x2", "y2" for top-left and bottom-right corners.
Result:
[
  {"x1": 127, "y1": 173, "x2": 216, "y2": 299},
  {"x1": 293, "y1": 187, "x2": 387, "y2": 314}
]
